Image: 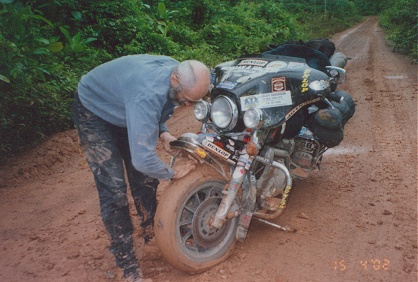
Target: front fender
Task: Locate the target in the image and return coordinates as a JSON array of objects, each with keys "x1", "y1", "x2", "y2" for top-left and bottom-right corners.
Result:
[{"x1": 170, "y1": 133, "x2": 233, "y2": 181}]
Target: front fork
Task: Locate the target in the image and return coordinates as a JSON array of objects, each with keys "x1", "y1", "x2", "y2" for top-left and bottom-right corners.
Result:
[
  {"x1": 211, "y1": 146, "x2": 293, "y2": 239},
  {"x1": 211, "y1": 147, "x2": 252, "y2": 229}
]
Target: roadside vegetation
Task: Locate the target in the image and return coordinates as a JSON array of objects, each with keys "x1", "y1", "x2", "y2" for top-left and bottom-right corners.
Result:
[
  {"x1": 0, "y1": 0, "x2": 415, "y2": 161},
  {"x1": 378, "y1": 0, "x2": 417, "y2": 62}
]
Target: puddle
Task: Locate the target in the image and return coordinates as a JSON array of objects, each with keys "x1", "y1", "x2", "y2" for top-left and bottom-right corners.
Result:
[
  {"x1": 384, "y1": 75, "x2": 408, "y2": 79},
  {"x1": 340, "y1": 24, "x2": 362, "y2": 40},
  {"x1": 324, "y1": 145, "x2": 370, "y2": 155}
]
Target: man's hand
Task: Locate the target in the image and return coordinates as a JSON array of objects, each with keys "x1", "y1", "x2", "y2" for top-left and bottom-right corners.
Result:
[
  {"x1": 160, "y1": 132, "x2": 181, "y2": 156},
  {"x1": 172, "y1": 157, "x2": 196, "y2": 179}
]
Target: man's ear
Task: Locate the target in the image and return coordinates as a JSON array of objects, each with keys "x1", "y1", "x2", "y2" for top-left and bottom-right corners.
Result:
[{"x1": 170, "y1": 73, "x2": 180, "y2": 87}]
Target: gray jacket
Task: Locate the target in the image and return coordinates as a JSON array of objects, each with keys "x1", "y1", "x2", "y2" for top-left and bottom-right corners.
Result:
[{"x1": 78, "y1": 54, "x2": 178, "y2": 179}]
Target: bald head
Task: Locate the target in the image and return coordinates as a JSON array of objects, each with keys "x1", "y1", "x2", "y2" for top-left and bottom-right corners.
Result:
[{"x1": 173, "y1": 60, "x2": 210, "y2": 101}]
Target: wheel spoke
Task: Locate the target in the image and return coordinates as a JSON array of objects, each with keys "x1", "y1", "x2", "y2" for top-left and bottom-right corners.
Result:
[
  {"x1": 188, "y1": 193, "x2": 202, "y2": 212},
  {"x1": 192, "y1": 193, "x2": 202, "y2": 204},
  {"x1": 200, "y1": 187, "x2": 217, "y2": 201},
  {"x1": 184, "y1": 205, "x2": 196, "y2": 213},
  {"x1": 209, "y1": 187, "x2": 222, "y2": 199},
  {"x1": 179, "y1": 217, "x2": 192, "y2": 226},
  {"x1": 180, "y1": 229, "x2": 193, "y2": 246}
]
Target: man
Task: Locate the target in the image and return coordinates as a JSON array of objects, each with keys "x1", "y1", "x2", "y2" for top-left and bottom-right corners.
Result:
[{"x1": 71, "y1": 55, "x2": 210, "y2": 281}]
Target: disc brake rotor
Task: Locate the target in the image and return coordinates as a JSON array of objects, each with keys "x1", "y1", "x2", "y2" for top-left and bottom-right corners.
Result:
[{"x1": 191, "y1": 197, "x2": 231, "y2": 248}]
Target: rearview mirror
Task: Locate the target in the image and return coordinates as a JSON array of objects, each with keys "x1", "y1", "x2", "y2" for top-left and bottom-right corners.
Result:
[{"x1": 326, "y1": 66, "x2": 346, "y2": 84}]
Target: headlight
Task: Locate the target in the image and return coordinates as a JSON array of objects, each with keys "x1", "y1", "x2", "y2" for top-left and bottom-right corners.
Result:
[
  {"x1": 309, "y1": 80, "x2": 330, "y2": 91},
  {"x1": 194, "y1": 100, "x2": 210, "y2": 121},
  {"x1": 243, "y1": 108, "x2": 263, "y2": 129},
  {"x1": 210, "y1": 95, "x2": 238, "y2": 130}
]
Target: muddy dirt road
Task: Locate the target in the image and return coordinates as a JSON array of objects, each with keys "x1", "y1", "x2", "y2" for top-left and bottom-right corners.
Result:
[{"x1": 0, "y1": 17, "x2": 416, "y2": 282}]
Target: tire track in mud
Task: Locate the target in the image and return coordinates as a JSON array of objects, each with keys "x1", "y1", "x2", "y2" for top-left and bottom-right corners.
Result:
[
  {"x1": 326, "y1": 17, "x2": 417, "y2": 281},
  {"x1": 362, "y1": 20, "x2": 417, "y2": 277}
]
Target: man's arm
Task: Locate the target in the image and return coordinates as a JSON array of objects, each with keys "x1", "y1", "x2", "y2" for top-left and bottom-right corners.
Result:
[{"x1": 126, "y1": 98, "x2": 175, "y2": 179}]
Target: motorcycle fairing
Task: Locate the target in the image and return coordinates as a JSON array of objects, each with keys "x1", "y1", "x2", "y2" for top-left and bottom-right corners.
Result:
[{"x1": 212, "y1": 55, "x2": 329, "y2": 129}]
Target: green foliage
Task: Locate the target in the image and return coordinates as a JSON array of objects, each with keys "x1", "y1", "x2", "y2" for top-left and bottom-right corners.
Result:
[
  {"x1": 351, "y1": 0, "x2": 389, "y2": 15},
  {"x1": 59, "y1": 27, "x2": 96, "y2": 54},
  {"x1": 379, "y1": 0, "x2": 417, "y2": 62},
  {"x1": 281, "y1": 0, "x2": 362, "y2": 38},
  {"x1": 142, "y1": 2, "x2": 179, "y2": 37},
  {"x1": 0, "y1": 0, "x2": 102, "y2": 159}
]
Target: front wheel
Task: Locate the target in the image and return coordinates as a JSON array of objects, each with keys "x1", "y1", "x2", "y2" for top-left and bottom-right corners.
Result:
[{"x1": 154, "y1": 166, "x2": 238, "y2": 273}]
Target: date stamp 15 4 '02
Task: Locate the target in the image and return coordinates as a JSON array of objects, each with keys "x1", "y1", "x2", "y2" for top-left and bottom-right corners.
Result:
[{"x1": 333, "y1": 259, "x2": 390, "y2": 271}]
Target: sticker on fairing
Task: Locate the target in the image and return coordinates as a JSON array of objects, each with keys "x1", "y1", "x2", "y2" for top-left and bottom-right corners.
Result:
[
  {"x1": 271, "y1": 77, "x2": 286, "y2": 92},
  {"x1": 266, "y1": 61, "x2": 287, "y2": 69},
  {"x1": 238, "y1": 59, "x2": 269, "y2": 67},
  {"x1": 240, "y1": 91, "x2": 292, "y2": 111},
  {"x1": 287, "y1": 62, "x2": 305, "y2": 69},
  {"x1": 301, "y1": 69, "x2": 311, "y2": 93}
]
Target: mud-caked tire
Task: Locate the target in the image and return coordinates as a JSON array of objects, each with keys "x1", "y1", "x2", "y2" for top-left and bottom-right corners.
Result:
[{"x1": 154, "y1": 165, "x2": 238, "y2": 273}]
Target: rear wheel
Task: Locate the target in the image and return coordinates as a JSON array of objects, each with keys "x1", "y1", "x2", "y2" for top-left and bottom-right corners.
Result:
[{"x1": 154, "y1": 166, "x2": 238, "y2": 273}]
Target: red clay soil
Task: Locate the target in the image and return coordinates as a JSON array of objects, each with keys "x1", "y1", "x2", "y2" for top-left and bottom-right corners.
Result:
[{"x1": 0, "y1": 17, "x2": 416, "y2": 282}]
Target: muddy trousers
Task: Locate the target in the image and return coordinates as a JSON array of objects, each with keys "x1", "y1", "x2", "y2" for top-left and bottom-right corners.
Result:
[{"x1": 71, "y1": 92, "x2": 158, "y2": 273}]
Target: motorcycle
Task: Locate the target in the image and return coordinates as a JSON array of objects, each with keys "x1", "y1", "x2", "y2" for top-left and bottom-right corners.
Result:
[{"x1": 154, "y1": 45, "x2": 355, "y2": 273}]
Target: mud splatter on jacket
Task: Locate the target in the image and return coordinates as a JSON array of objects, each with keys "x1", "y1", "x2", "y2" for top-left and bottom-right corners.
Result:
[{"x1": 78, "y1": 54, "x2": 178, "y2": 179}]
